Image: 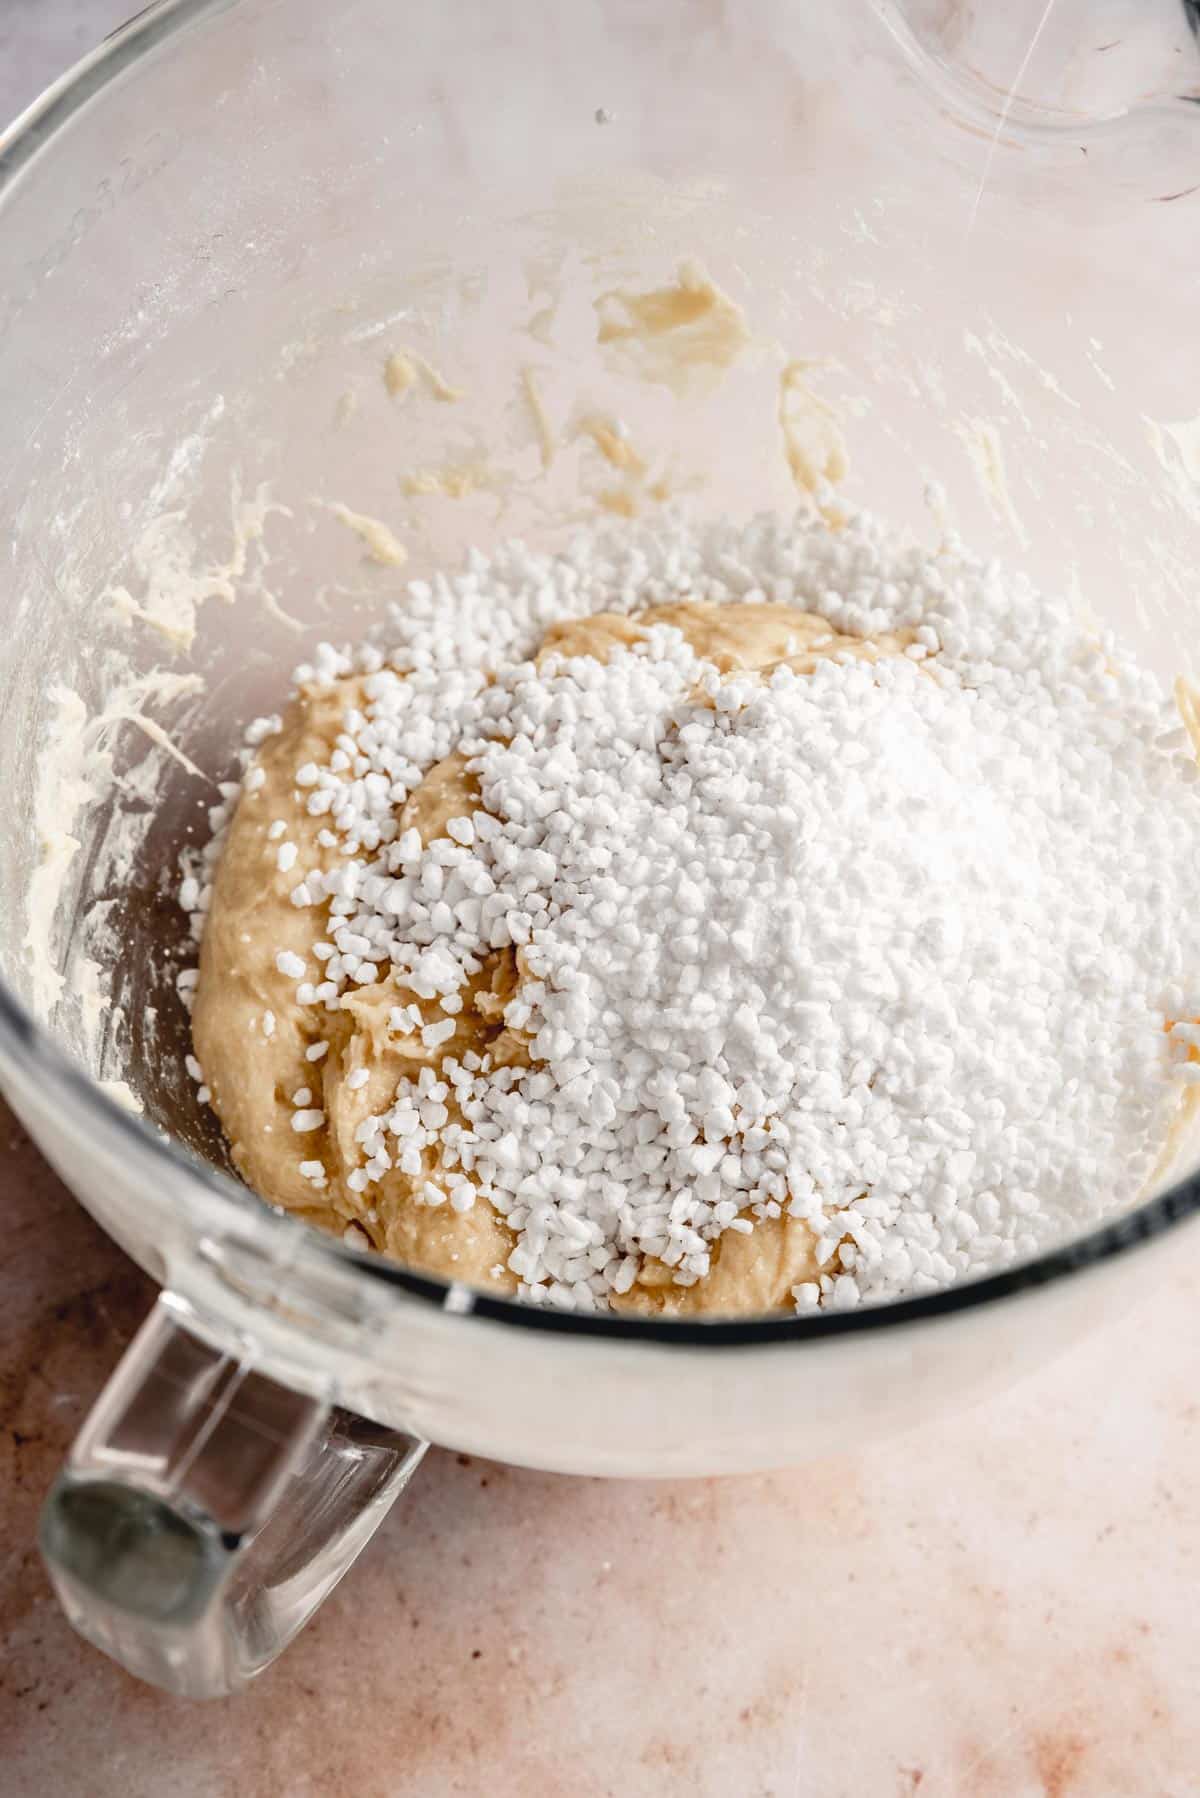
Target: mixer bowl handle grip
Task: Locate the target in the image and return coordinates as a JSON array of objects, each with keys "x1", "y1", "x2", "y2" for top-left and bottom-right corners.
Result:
[{"x1": 38, "y1": 1294, "x2": 426, "y2": 1698}]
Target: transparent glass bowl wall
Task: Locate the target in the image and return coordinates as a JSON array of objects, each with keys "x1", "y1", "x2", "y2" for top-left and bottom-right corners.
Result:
[{"x1": 1, "y1": 0, "x2": 1199, "y2": 1474}]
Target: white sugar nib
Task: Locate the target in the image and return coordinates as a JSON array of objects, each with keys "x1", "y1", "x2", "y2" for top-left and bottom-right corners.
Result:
[{"x1": 182, "y1": 506, "x2": 1200, "y2": 1314}]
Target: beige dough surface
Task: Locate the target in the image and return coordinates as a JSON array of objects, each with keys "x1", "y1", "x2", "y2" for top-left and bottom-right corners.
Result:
[{"x1": 193, "y1": 601, "x2": 913, "y2": 1316}]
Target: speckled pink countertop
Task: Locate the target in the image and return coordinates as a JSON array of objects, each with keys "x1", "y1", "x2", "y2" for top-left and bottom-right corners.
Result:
[
  {"x1": 6, "y1": 11, "x2": 1200, "y2": 1795},
  {"x1": 5, "y1": 1077, "x2": 1200, "y2": 1797}
]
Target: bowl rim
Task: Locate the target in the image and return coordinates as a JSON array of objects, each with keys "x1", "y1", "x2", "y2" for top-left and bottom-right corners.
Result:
[{"x1": 3, "y1": 0, "x2": 1200, "y2": 1351}]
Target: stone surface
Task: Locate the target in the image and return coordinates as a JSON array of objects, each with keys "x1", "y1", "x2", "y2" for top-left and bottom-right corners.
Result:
[{"x1": 6, "y1": 1080, "x2": 1200, "y2": 1795}]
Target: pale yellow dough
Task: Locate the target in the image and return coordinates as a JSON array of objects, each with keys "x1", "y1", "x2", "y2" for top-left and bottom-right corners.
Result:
[{"x1": 194, "y1": 601, "x2": 913, "y2": 1316}]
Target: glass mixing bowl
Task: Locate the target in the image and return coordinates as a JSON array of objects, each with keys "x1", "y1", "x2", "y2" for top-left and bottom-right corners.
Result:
[{"x1": 3, "y1": 0, "x2": 1200, "y2": 1698}]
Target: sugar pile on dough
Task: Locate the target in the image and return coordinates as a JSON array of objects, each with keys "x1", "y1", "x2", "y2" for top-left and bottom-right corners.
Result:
[{"x1": 182, "y1": 508, "x2": 1200, "y2": 1312}]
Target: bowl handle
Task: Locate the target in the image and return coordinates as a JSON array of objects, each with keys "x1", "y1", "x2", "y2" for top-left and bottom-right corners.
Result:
[{"x1": 38, "y1": 1294, "x2": 426, "y2": 1698}]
